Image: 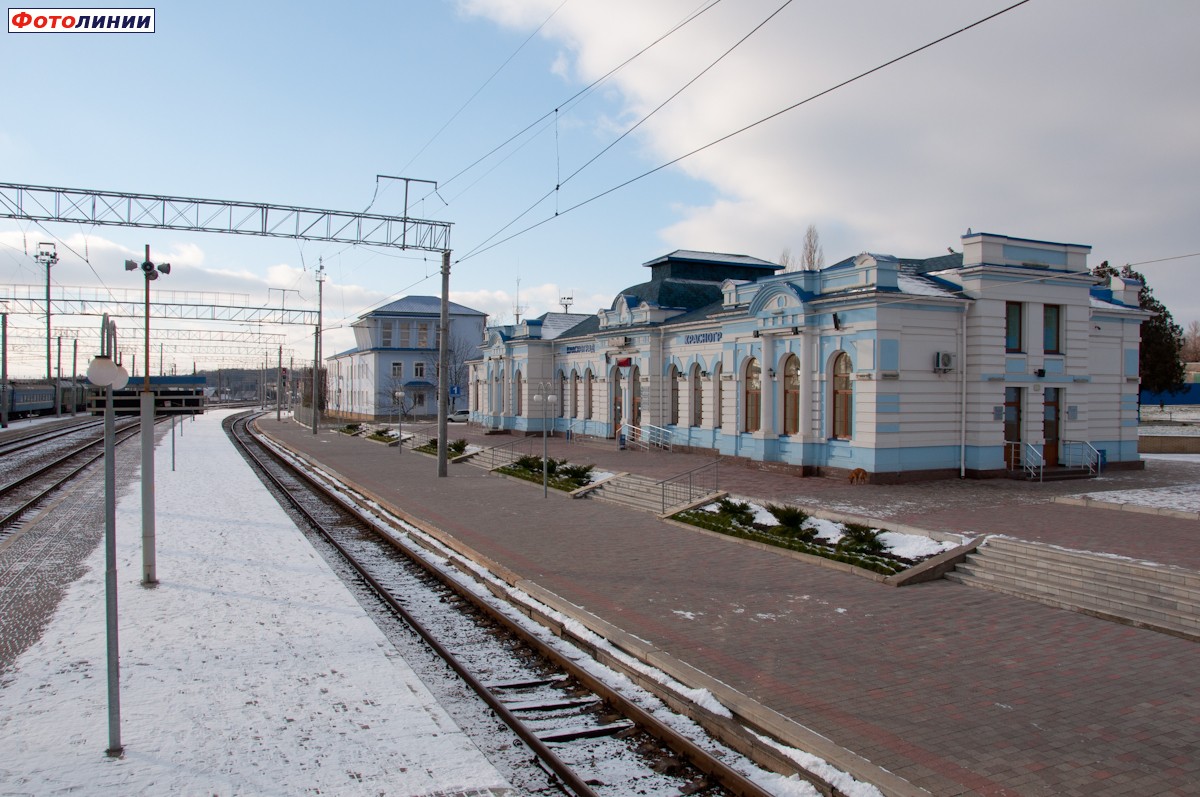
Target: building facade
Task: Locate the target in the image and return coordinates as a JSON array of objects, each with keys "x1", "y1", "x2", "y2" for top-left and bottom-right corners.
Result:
[
  {"x1": 469, "y1": 233, "x2": 1148, "y2": 479},
  {"x1": 326, "y1": 296, "x2": 486, "y2": 421}
]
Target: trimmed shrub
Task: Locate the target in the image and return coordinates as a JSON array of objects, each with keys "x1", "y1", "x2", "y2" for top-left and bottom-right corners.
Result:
[{"x1": 715, "y1": 498, "x2": 756, "y2": 528}]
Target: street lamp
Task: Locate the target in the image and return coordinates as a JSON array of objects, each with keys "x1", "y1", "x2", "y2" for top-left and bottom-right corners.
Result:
[
  {"x1": 87, "y1": 313, "x2": 130, "y2": 757},
  {"x1": 394, "y1": 389, "x2": 405, "y2": 454},
  {"x1": 125, "y1": 247, "x2": 169, "y2": 586},
  {"x1": 531, "y1": 380, "x2": 558, "y2": 498}
]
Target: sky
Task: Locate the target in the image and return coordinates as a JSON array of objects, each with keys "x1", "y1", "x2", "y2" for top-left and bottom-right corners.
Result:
[{"x1": 1, "y1": 0, "x2": 1197, "y2": 376}]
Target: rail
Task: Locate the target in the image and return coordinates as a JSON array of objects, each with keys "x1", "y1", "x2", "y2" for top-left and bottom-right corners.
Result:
[
  {"x1": 1062, "y1": 439, "x2": 1101, "y2": 475},
  {"x1": 1005, "y1": 440, "x2": 1043, "y2": 482},
  {"x1": 624, "y1": 422, "x2": 673, "y2": 451},
  {"x1": 475, "y1": 436, "x2": 540, "y2": 469},
  {"x1": 658, "y1": 459, "x2": 719, "y2": 514}
]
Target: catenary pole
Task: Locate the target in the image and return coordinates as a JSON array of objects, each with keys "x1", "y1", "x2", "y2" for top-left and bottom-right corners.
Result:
[
  {"x1": 1, "y1": 311, "x2": 8, "y2": 429},
  {"x1": 436, "y1": 249, "x2": 450, "y2": 477}
]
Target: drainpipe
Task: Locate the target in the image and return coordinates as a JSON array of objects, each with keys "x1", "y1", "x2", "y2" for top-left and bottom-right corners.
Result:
[{"x1": 959, "y1": 302, "x2": 968, "y2": 478}]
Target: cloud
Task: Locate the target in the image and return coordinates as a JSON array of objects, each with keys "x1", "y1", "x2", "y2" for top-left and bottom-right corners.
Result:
[{"x1": 458, "y1": 0, "x2": 1200, "y2": 325}]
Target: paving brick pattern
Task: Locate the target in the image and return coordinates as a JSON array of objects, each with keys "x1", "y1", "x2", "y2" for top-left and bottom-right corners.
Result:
[{"x1": 266, "y1": 420, "x2": 1200, "y2": 797}]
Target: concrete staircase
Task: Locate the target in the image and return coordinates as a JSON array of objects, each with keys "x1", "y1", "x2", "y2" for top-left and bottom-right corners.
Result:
[
  {"x1": 945, "y1": 536, "x2": 1200, "y2": 642},
  {"x1": 586, "y1": 473, "x2": 720, "y2": 516}
]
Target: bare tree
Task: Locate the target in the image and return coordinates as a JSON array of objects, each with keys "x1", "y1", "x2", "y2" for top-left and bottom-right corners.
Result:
[
  {"x1": 422, "y1": 332, "x2": 482, "y2": 410},
  {"x1": 778, "y1": 246, "x2": 796, "y2": 272},
  {"x1": 376, "y1": 376, "x2": 416, "y2": 422},
  {"x1": 1182, "y1": 319, "x2": 1200, "y2": 363},
  {"x1": 801, "y1": 224, "x2": 824, "y2": 271}
]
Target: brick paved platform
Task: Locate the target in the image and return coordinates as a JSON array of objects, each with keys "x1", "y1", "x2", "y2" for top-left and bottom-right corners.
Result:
[{"x1": 263, "y1": 417, "x2": 1200, "y2": 797}]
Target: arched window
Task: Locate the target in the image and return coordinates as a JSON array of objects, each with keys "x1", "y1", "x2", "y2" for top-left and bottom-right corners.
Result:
[
  {"x1": 744, "y1": 357, "x2": 761, "y2": 433},
  {"x1": 514, "y1": 369, "x2": 523, "y2": 416},
  {"x1": 585, "y1": 370, "x2": 594, "y2": 419},
  {"x1": 690, "y1": 363, "x2": 703, "y2": 427},
  {"x1": 782, "y1": 354, "x2": 801, "y2": 435},
  {"x1": 558, "y1": 374, "x2": 567, "y2": 418},
  {"x1": 668, "y1": 364, "x2": 680, "y2": 425},
  {"x1": 712, "y1": 362, "x2": 723, "y2": 429},
  {"x1": 570, "y1": 372, "x2": 578, "y2": 418},
  {"x1": 832, "y1": 353, "x2": 852, "y2": 439}
]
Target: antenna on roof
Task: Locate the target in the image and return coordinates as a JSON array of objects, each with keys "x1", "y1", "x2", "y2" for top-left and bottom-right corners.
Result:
[
  {"x1": 560, "y1": 292, "x2": 573, "y2": 313},
  {"x1": 513, "y1": 277, "x2": 525, "y2": 324}
]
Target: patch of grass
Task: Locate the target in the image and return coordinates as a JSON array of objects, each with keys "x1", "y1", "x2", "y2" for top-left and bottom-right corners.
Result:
[{"x1": 337, "y1": 423, "x2": 364, "y2": 436}]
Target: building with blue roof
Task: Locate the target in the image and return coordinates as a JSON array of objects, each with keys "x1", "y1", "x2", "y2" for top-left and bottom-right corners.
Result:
[
  {"x1": 469, "y1": 234, "x2": 1149, "y2": 481},
  {"x1": 325, "y1": 295, "x2": 486, "y2": 421}
]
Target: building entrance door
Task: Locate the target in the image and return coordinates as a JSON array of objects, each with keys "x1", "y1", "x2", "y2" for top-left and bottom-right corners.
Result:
[
  {"x1": 1004, "y1": 387, "x2": 1022, "y2": 468},
  {"x1": 611, "y1": 370, "x2": 623, "y2": 438},
  {"x1": 1043, "y1": 387, "x2": 1060, "y2": 467},
  {"x1": 630, "y1": 365, "x2": 642, "y2": 426}
]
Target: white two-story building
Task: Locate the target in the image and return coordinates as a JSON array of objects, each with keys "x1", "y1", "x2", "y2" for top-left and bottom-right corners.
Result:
[
  {"x1": 326, "y1": 296, "x2": 486, "y2": 421},
  {"x1": 469, "y1": 232, "x2": 1148, "y2": 480}
]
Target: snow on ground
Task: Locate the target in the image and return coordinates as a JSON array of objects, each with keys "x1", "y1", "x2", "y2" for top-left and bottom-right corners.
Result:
[
  {"x1": 1139, "y1": 405, "x2": 1200, "y2": 423},
  {"x1": 1138, "y1": 425, "x2": 1200, "y2": 436},
  {"x1": 1067, "y1": 454, "x2": 1200, "y2": 514},
  {"x1": 0, "y1": 409, "x2": 513, "y2": 796},
  {"x1": 701, "y1": 499, "x2": 956, "y2": 560}
]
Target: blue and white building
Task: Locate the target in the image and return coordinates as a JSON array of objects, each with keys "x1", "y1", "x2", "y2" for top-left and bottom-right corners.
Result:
[
  {"x1": 326, "y1": 296, "x2": 486, "y2": 421},
  {"x1": 470, "y1": 232, "x2": 1148, "y2": 480}
]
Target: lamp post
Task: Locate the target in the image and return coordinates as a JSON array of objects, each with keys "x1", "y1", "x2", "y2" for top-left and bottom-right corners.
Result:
[
  {"x1": 87, "y1": 314, "x2": 130, "y2": 757},
  {"x1": 531, "y1": 381, "x2": 558, "y2": 498},
  {"x1": 125, "y1": 247, "x2": 169, "y2": 586},
  {"x1": 394, "y1": 389, "x2": 405, "y2": 453}
]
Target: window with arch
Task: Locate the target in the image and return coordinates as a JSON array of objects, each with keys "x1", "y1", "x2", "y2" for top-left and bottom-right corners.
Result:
[
  {"x1": 570, "y1": 372, "x2": 578, "y2": 418},
  {"x1": 744, "y1": 357, "x2": 761, "y2": 433},
  {"x1": 782, "y1": 354, "x2": 801, "y2": 435},
  {"x1": 514, "y1": 370, "x2": 523, "y2": 416},
  {"x1": 690, "y1": 363, "x2": 703, "y2": 427},
  {"x1": 558, "y1": 374, "x2": 566, "y2": 418},
  {"x1": 712, "y1": 362, "x2": 723, "y2": 428},
  {"x1": 668, "y1": 364, "x2": 680, "y2": 425},
  {"x1": 831, "y1": 353, "x2": 853, "y2": 439},
  {"x1": 585, "y1": 371, "x2": 594, "y2": 419}
]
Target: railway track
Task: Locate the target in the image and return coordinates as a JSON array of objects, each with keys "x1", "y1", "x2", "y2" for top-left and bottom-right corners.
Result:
[
  {"x1": 0, "y1": 417, "x2": 104, "y2": 460},
  {"x1": 0, "y1": 418, "x2": 149, "y2": 538},
  {"x1": 228, "y1": 412, "x2": 814, "y2": 797}
]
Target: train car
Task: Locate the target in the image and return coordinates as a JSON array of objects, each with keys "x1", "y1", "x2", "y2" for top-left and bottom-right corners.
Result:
[{"x1": 2, "y1": 380, "x2": 92, "y2": 419}]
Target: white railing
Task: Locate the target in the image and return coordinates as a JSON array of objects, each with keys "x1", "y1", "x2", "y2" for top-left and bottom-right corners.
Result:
[
  {"x1": 1062, "y1": 440, "x2": 1101, "y2": 475},
  {"x1": 1005, "y1": 440, "x2": 1044, "y2": 482},
  {"x1": 625, "y1": 422, "x2": 673, "y2": 451}
]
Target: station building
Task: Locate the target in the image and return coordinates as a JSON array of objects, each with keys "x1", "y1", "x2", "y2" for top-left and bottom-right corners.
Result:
[
  {"x1": 325, "y1": 296, "x2": 486, "y2": 421},
  {"x1": 469, "y1": 231, "x2": 1149, "y2": 480}
]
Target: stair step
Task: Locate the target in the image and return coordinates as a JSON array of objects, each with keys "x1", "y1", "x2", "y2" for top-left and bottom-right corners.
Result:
[
  {"x1": 958, "y1": 556, "x2": 1200, "y2": 610},
  {"x1": 983, "y1": 537, "x2": 1200, "y2": 589},
  {"x1": 954, "y1": 562, "x2": 1200, "y2": 624},
  {"x1": 966, "y1": 549, "x2": 1200, "y2": 602},
  {"x1": 944, "y1": 570, "x2": 1200, "y2": 642}
]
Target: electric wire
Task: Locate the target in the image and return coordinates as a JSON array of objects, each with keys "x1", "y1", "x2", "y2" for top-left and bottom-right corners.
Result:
[
  {"x1": 464, "y1": 0, "x2": 796, "y2": 258},
  {"x1": 459, "y1": 0, "x2": 1034, "y2": 263},
  {"x1": 387, "y1": 0, "x2": 575, "y2": 195}
]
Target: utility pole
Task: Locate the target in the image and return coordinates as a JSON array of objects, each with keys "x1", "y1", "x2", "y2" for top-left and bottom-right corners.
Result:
[
  {"x1": 36, "y1": 242, "x2": 58, "y2": 383},
  {"x1": 313, "y1": 258, "x2": 324, "y2": 436},
  {"x1": 71, "y1": 338, "x2": 78, "y2": 416},
  {"x1": 436, "y1": 249, "x2": 451, "y2": 477},
  {"x1": 276, "y1": 345, "x2": 282, "y2": 422},
  {"x1": 1, "y1": 309, "x2": 8, "y2": 429},
  {"x1": 55, "y1": 336, "x2": 62, "y2": 417}
]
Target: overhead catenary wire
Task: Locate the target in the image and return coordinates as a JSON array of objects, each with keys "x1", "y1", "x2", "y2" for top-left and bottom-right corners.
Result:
[
  {"x1": 459, "y1": 0, "x2": 1034, "y2": 263},
  {"x1": 463, "y1": 0, "x2": 797, "y2": 258}
]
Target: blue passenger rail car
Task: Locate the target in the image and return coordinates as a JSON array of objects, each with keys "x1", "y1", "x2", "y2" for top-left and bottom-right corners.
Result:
[{"x1": 2, "y1": 380, "x2": 91, "y2": 419}]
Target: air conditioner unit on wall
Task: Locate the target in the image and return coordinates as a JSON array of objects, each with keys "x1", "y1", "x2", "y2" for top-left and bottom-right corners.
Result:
[{"x1": 934, "y1": 352, "x2": 956, "y2": 372}]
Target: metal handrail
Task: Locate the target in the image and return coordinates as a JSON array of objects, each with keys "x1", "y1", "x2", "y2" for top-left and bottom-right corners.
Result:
[
  {"x1": 1062, "y1": 439, "x2": 1101, "y2": 475},
  {"x1": 657, "y1": 459, "x2": 719, "y2": 514},
  {"x1": 1005, "y1": 440, "x2": 1043, "y2": 482},
  {"x1": 477, "y1": 436, "x2": 539, "y2": 469},
  {"x1": 624, "y1": 422, "x2": 672, "y2": 451}
]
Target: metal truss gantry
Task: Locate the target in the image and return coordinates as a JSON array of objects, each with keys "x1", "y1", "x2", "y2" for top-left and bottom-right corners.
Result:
[
  {"x1": 0, "y1": 284, "x2": 316, "y2": 325},
  {"x1": 0, "y1": 182, "x2": 451, "y2": 252}
]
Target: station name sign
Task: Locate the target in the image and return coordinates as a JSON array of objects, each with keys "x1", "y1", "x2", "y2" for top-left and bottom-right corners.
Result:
[
  {"x1": 683, "y1": 331, "x2": 722, "y2": 345},
  {"x1": 562, "y1": 344, "x2": 595, "y2": 354}
]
